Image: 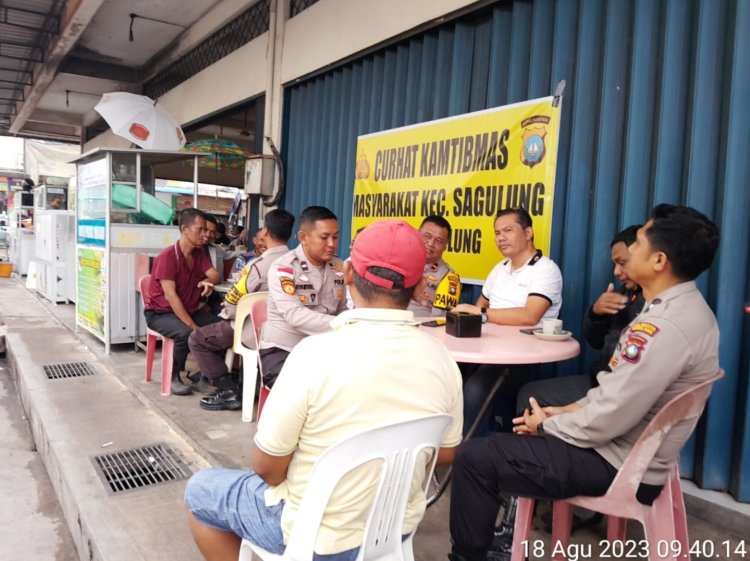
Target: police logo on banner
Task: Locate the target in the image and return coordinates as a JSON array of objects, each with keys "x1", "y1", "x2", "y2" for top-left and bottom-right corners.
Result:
[
  {"x1": 355, "y1": 151, "x2": 370, "y2": 180},
  {"x1": 520, "y1": 115, "x2": 551, "y2": 168}
]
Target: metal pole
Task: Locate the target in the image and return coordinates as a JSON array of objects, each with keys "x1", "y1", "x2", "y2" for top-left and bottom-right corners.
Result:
[{"x1": 193, "y1": 155, "x2": 199, "y2": 208}]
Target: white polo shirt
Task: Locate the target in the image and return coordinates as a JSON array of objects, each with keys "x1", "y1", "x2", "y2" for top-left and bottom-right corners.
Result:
[
  {"x1": 481, "y1": 249, "x2": 563, "y2": 327},
  {"x1": 255, "y1": 307, "x2": 463, "y2": 554}
]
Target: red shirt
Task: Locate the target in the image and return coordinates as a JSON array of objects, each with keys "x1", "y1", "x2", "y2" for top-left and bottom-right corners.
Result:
[{"x1": 146, "y1": 242, "x2": 213, "y2": 314}]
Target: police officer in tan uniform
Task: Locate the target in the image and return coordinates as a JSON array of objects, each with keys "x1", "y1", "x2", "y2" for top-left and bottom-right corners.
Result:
[
  {"x1": 260, "y1": 206, "x2": 348, "y2": 386},
  {"x1": 408, "y1": 215, "x2": 461, "y2": 317},
  {"x1": 448, "y1": 205, "x2": 721, "y2": 561},
  {"x1": 189, "y1": 209, "x2": 296, "y2": 411}
]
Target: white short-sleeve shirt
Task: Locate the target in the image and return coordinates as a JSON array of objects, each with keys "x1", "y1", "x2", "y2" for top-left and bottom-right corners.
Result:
[{"x1": 481, "y1": 250, "x2": 563, "y2": 326}]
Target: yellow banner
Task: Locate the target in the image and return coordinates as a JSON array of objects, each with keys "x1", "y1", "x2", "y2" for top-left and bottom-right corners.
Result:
[{"x1": 352, "y1": 96, "x2": 561, "y2": 283}]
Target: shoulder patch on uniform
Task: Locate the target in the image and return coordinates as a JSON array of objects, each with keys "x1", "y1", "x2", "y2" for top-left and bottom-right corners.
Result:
[
  {"x1": 446, "y1": 272, "x2": 460, "y2": 296},
  {"x1": 621, "y1": 334, "x2": 649, "y2": 363},
  {"x1": 630, "y1": 322, "x2": 659, "y2": 337},
  {"x1": 279, "y1": 273, "x2": 296, "y2": 295},
  {"x1": 277, "y1": 266, "x2": 294, "y2": 278}
]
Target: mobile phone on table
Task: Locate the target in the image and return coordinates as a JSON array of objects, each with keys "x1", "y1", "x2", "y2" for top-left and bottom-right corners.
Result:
[
  {"x1": 422, "y1": 318, "x2": 446, "y2": 327},
  {"x1": 519, "y1": 328, "x2": 536, "y2": 335}
]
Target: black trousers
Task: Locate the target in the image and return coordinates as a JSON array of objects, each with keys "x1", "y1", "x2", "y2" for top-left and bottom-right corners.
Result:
[
  {"x1": 515, "y1": 374, "x2": 592, "y2": 415},
  {"x1": 449, "y1": 433, "x2": 664, "y2": 559},
  {"x1": 449, "y1": 434, "x2": 617, "y2": 559},
  {"x1": 461, "y1": 364, "x2": 531, "y2": 437},
  {"x1": 259, "y1": 346, "x2": 290, "y2": 388},
  {"x1": 144, "y1": 309, "x2": 221, "y2": 377}
]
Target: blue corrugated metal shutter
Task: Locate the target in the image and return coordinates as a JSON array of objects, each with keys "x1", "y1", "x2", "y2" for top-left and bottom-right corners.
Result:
[{"x1": 280, "y1": 0, "x2": 750, "y2": 501}]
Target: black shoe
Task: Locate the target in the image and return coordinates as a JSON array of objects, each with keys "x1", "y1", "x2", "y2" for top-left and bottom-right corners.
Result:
[
  {"x1": 170, "y1": 375, "x2": 193, "y2": 396},
  {"x1": 188, "y1": 372, "x2": 217, "y2": 395},
  {"x1": 487, "y1": 522, "x2": 513, "y2": 561},
  {"x1": 200, "y1": 389, "x2": 241, "y2": 411}
]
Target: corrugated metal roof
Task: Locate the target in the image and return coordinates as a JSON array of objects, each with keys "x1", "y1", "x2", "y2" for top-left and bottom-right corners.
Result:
[{"x1": 0, "y1": 0, "x2": 63, "y2": 134}]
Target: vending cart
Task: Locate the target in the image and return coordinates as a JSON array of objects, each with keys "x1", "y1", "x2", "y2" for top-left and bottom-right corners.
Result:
[{"x1": 72, "y1": 149, "x2": 204, "y2": 353}]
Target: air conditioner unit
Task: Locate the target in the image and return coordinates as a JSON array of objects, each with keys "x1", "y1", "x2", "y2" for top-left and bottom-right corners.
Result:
[{"x1": 244, "y1": 155, "x2": 275, "y2": 196}]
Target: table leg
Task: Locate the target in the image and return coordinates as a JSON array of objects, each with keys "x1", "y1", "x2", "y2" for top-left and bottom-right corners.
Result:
[{"x1": 426, "y1": 367, "x2": 509, "y2": 507}]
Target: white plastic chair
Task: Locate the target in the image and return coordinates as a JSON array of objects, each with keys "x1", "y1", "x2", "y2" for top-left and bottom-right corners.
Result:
[
  {"x1": 239, "y1": 414, "x2": 453, "y2": 561},
  {"x1": 230, "y1": 291, "x2": 268, "y2": 423}
]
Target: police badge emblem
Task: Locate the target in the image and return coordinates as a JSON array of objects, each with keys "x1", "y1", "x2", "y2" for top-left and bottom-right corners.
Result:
[
  {"x1": 355, "y1": 151, "x2": 370, "y2": 180},
  {"x1": 621, "y1": 333, "x2": 648, "y2": 363},
  {"x1": 277, "y1": 267, "x2": 296, "y2": 295},
  {"x1": 520, "y1": 115, "x2": 551, "y2": 168},
  {"x1": 281, "y1": 277, "x2": 296, "y2": 295}
]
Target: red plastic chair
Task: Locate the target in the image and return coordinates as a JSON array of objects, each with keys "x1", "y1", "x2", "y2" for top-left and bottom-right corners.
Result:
[
  {"x1": 249, "y1": 297, "x2": 271, "y2": 421},
  {"x1": 512, "y1": 370, "x2": 724, "y2": 561},
  {"x1": 138, "y1": 274, "x2": 176, "y2": 396}
]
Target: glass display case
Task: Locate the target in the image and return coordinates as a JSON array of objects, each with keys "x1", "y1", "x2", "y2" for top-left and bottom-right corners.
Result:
[
  {"x1": 34, "y1": 184, "x2": 68, "y2": 210},
  {"x1": 71, "y1": 148, "x2": 204, "y2": 352}
]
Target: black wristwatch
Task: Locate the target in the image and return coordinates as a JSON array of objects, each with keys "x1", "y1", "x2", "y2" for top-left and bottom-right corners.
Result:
[
  {"x1": 536, "y1": 422, "x2": 545, "y2": 435},
  {"x1": 480, "y1": 307, "x2": 488, "y2": 324}
]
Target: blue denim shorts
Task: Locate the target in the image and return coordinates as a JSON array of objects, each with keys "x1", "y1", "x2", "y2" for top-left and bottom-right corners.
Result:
[{"x1": 184, "y1": 467, "x2": 359, "y2": 561}]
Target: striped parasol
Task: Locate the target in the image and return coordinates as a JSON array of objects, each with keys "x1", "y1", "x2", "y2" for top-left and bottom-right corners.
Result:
[{"x1": 183, "y1": 139, "x2": 252, "y2": 170}]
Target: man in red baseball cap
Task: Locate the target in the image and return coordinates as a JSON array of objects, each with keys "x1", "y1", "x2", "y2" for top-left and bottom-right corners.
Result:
[{"x1": 185, "y1": 219, "x2": 463, "y2": 561}]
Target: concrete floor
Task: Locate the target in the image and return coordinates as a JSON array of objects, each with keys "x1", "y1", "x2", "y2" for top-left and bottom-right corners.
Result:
[
  {"x1": 1, "y1": 276, "x2": 748, "y2": 561},
  {"x1": 0, "y1": 358, "x2": 77, "y2": 561}
]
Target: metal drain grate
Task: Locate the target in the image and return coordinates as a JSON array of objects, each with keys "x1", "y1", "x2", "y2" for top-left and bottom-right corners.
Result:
[
  {"x1": 43, "y1": 362, "x2": 96, "y2": 379},
  {"x1": 93, "y1": 444, "x2": 191, "y2": 494}
]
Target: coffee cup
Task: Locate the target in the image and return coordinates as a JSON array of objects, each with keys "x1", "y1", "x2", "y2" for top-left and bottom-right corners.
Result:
[{"x1": 542, "y1": 318, "x2": 563, "y2": 335}]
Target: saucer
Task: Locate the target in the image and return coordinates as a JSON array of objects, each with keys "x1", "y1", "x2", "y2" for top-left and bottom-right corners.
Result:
[{"x1": 533, "y1": 329, "x2": 572, "y2": 342}]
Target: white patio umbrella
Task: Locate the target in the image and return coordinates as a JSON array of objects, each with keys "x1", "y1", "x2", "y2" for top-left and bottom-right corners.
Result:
[{"x1": 94, "y1": 92, "x2": 186, "y2": 150}]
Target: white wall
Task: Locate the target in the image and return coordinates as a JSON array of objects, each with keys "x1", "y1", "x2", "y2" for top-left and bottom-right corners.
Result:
[
  {"x1": 83, "y1": 129, "x2": 131, "y2": 152},
  {"x1": 280, "y1": 0, "x2": 477, "y2": 83},
  {"x1": 158, "y1": 32, "x2": 269, "y2": 126}
]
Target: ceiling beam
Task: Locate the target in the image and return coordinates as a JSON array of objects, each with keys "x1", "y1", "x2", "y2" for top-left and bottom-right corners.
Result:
[
  {"x1": 30, "y1": 108, "x2": 84, "y2": 124},
  {"x1": 9, "y1": 0, "x2": 107, "y2": 134},
  {"x1": 59, "y1": 56, "x2": 138, "y2": 83},
  {"x1": 13, "y1": 126, "x2": 81, "y2": 143}
]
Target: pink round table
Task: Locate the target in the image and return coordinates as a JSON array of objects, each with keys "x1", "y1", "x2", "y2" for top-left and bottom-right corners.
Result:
[
  {"x1": 424, "y1": 323, "x2": 580, "y2": 364},
  {"x1": 423, "y1": 322, "x2": 580, "y2": 506}
]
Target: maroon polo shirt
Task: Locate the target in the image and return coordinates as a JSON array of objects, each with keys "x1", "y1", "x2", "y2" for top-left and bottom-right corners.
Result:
[{"x1": 146, "y1": 242, "x2": 213, "y2": 314}]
